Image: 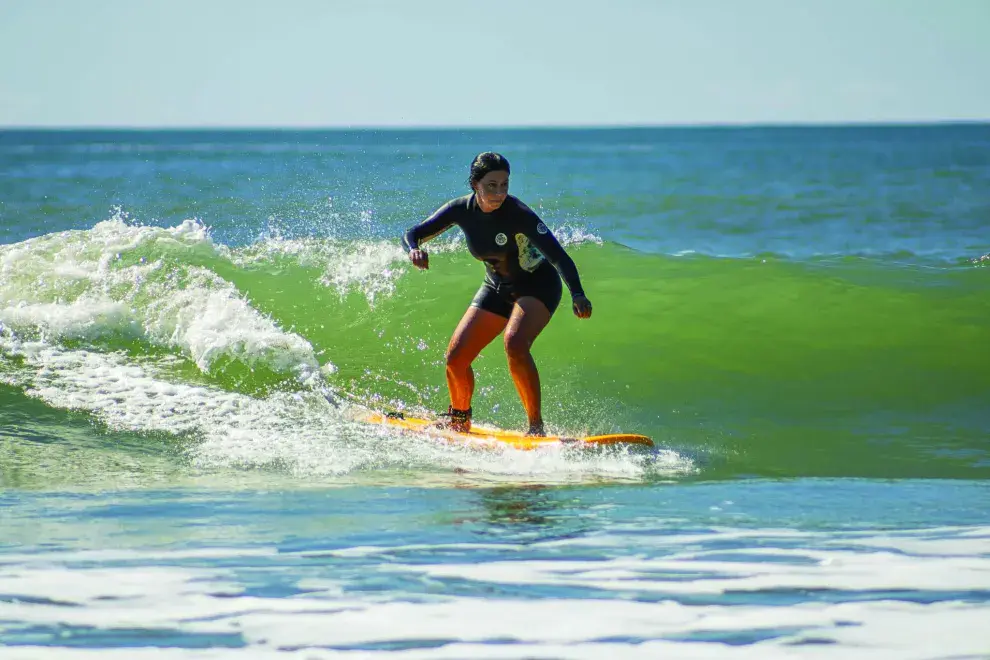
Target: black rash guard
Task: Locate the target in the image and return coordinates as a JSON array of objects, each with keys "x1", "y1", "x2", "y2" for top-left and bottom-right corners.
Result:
[{"x1": 401, "y1": 194, "x2": 585, "y2": 298}]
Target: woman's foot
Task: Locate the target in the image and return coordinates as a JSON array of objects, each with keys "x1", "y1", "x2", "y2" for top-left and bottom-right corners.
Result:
[
  {"x1": 434, "y1": 406, "x2": 472, "y2": 433},
  {"x1": 525, "y1": 421, "x2": 546, "y2": 437}
]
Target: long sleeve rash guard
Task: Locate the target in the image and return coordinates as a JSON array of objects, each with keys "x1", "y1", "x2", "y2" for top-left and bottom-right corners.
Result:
[{"x1": 401, "y1": 194, "x2": 585, "y2": 298}]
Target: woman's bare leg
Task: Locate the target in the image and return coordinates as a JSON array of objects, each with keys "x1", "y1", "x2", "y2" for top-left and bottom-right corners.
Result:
[
  {"x1": 445, "y1": 306, "x2": 507, "y2": 413},
  {"x1": 503, "y1": 297, "x2": 552, "y2": 434}
]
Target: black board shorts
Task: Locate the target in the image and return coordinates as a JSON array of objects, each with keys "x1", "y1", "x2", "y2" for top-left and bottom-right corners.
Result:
[{"x1": 470, "y1": 265, "x2": 563, "y2": 319}]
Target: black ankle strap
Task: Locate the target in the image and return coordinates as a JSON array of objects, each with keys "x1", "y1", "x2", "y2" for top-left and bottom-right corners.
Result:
[
  {"x1": 444, "y1": 407, "x2": 471, "y2": 423},
  {"x1": 527, "y1": 422, "x2": 546, "y2": 437}
]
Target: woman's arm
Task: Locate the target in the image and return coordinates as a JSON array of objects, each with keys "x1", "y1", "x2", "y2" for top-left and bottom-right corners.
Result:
[
  {"x1": 402, "y1": 202, "x2": 456, "y2": 252},
  {"x1": 523, "y1": 218, "x2": 585, "y2": 298},
  {"x1": 521, "y1": 210, "x2": 593, "y2": 318}
]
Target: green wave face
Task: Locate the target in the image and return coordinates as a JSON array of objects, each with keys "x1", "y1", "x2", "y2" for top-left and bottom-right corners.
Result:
[{"x1": 3, "y1": 218, "x2": 987, "y2": 483}]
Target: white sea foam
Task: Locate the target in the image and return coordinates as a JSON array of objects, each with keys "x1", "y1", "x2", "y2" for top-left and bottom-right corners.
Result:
[
  {"x1": 318, "y1": 240, "x2": 408, "y2": 305},
  {"x1": 398, "y1": 546, "x2": 990, "y2": 594},
  {"x1": 229, "y1": 234, "x2": 458, "y2": 305},
  {"x1": 551, "y1": 223, "x2": 604, "y2": 247},
  {"x1": 0, "y1": 216, "x2": 323, "y2": 380},
  {"x1": 0, "y1": 529, "x2": 987, "y2": 658},
  {"x1": 0, "y1": 334, "x2": 682, "y2": 483},
  {"x1": 0, "y1": 299, "x2": 137, "y2": 340}
]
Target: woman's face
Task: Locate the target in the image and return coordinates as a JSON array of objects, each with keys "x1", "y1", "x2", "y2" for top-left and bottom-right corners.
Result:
[{"x1": 473, "y1": 170, "x2": 509, "y2": 213}]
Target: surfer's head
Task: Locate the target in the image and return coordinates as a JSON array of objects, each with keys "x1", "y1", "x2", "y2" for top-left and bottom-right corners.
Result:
[{"x1": 469, "y1": 152, "x2": 510, "y2": 213}]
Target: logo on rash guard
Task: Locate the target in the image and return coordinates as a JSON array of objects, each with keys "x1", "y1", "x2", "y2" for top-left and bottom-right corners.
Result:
[
  {"x1": 495, "y1": 233, "x2": 508, "y2": 246},
  {"x1": 516, "y1": 234, "x2": 544, "y2": 272},
  {"x1": 536, "y1": 222, "x2": 548, "y2": 235}
]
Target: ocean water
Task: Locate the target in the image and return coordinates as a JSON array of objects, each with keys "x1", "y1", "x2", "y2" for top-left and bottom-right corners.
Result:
[{"x1": 1, "y1": 126, "x2": 989, "y2": 658}]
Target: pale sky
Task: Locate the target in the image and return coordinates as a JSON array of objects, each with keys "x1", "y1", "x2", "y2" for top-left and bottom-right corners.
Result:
[{"x1": 1, "y1": 0, "x2": 988, "y2": 127}]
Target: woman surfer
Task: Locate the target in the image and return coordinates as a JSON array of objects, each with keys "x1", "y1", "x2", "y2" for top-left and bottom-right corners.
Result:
[{"x1": 401, "y1": 152, "x2": 592, "y2": 436}]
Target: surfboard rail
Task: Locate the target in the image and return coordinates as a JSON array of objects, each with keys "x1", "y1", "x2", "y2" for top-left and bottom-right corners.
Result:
[{"x1": 359, "y1": 410, "x2": 653, "y2": 450}]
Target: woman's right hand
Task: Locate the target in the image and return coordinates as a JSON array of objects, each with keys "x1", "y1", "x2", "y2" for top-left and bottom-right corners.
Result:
[
  {"x1": 572, "y1": 294, "x2": 593, "y2": 319},
  {"x1": 409, "y1": 249, "x2": 429, "y2": 270}
]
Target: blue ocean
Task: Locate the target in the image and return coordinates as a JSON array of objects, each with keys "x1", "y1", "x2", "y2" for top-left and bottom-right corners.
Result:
[{"x1": 2, "y1": 126, "x2": 989, "y2": 658}]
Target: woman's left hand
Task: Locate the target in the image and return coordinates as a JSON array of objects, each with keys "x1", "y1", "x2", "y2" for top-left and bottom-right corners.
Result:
[{"x1": 572, "y1": 294, "x2": 593, "y2": 319}]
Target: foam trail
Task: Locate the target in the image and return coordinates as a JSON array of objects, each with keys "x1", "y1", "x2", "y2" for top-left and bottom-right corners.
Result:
[{"x1": 0, "y1": 332, "x2": 686, "y2": 483}]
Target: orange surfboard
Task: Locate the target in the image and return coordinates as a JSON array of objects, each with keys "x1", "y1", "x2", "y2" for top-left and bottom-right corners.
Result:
[{"x1": 361, "y1": 410, "x2": 653, "y2": 450}]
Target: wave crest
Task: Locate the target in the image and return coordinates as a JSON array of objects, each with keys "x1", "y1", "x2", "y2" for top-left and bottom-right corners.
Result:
[{"x1": 0, "y1": 216, "x2": 326, "y2": 383}]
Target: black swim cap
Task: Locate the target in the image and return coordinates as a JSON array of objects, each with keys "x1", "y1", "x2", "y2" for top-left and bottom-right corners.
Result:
[{"x1": 468, "y1": 152, "x2": 510, "y2": 188}]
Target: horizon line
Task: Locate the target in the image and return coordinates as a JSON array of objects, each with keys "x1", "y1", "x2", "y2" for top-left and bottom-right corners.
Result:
[{"x1": 2, "y1": 119, "x2": 989, "y2": 132}]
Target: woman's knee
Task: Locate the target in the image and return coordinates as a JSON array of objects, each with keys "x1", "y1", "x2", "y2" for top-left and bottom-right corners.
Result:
[
  {"x1": 503, "y1": 330, "x2": 533, "y2": 360},
  {"x1": 445, "y1": 343, "x2": 472, "y2": 371}
]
